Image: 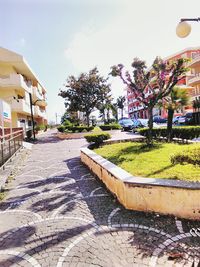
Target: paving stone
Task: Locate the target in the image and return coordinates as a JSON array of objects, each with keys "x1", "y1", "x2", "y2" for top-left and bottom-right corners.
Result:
[{"x1": 0, "y1": 130, "x2": 199, "y2": 266}]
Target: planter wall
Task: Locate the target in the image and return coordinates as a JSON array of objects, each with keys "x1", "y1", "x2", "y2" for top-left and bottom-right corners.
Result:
[{"x1": 81, "y1": 147, "x2": 200, "y2": 220}]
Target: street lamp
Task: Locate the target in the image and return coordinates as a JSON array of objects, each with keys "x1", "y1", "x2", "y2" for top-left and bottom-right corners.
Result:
[{"x1": 176, "y1": 17, "x2": 200, "y2": 38}]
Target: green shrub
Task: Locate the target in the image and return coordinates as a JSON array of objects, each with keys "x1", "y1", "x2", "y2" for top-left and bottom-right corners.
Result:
[
  {"x1": 68, "y1": 126, "x2": 94, "y2": 132},
  {"x1": 63, "y1": 119, "x2": 73, "y2": 127},
  {"x1": 99, "y1": 123, "x2": 121, "y2": 131},
  {"x1": 59, "y1": 125, "x2": 94, "y2": 133},
  {"x1": 138, "y1": 126, "x2": 200, "y2": 140},
  {"x1": 35, "y1": 124, "x2": 46, "y2": 131},
  {"x1": 171, "y1": 147, "x2": 200, "y2": 165},
  {"x1": 57, "y1": 125, "x2": 65, "y2": 132},
  {"x1": 84, "y1": 132, "x2": 111, "y2": 146}
]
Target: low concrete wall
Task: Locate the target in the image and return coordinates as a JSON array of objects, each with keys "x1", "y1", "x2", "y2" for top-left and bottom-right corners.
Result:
[{"x1": 81, "y1": 148, "x2": 200, "y2": 220}]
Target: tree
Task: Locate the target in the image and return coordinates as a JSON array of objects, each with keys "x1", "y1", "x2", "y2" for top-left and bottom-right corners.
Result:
[
  {"x1": 96, "y1": 86, "x2": 113, "y2": 124},
  {"x1": 164, "y1": 86, "x2": 190, "y2": 141},
  {"x1": 110, "y1": 57, "x2": 188, "y2": 145},
  {"x1": 59, "y1": 67, "x2": 111, "y2": 127},
  {"x1": 116, "y1": 96, "x2": 126, "y2": 119},
  {"x1": 110, "y1": 103, "x2": 118, "y2": 121},
  {"x1": 193, "y1": 97, "x2": 200, "y2": 112}
]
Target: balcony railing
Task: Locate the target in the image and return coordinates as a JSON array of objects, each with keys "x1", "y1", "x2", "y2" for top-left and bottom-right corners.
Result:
[
  {"x1": 11, "y1": 99, "x2": 31, "y2": 114},
  {"x1": 0, "y1": 73, "x2": 32, "y2": 93},
  {"x1": 189, "y1": 54, "x2": 200, "y2": 67},
  {"x1": 34, "y1": 106, "x2": 47, "y2": 119},
  {"x1": 188, "y1": 73, "x2": 200, "y2": 85},
  {"x1": 32, "y1": 86, "x2": 43, "y2": 101}
]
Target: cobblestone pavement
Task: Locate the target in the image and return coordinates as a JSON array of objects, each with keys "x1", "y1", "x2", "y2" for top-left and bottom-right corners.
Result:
[{"x1": 0, "y1": 130, "x2": 200, "y2": 267}]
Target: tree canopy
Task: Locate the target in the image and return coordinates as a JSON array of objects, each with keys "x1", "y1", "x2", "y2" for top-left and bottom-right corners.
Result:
[
  {"x1": 59, "y1": 67, "x2": 111, "y2": 126},
  {"x1": 116, "y1": 96, "x2": 126, "y2": 119},
  {"x1": 111, "y1": 57, "x2": 189, "y2": 145}
]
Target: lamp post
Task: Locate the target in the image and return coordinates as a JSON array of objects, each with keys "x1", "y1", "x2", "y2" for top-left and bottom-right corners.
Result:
[{"x1": 176, "y1": 17, "x2": 200, "y2": 38}]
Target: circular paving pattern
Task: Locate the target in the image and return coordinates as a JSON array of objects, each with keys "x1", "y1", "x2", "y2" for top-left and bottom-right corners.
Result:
[{"x1": 0, "y1": 130, "x2": 199, "y2": 266}]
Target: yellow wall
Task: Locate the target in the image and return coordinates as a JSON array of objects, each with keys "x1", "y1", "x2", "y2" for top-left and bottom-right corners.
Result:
[
  {"x1": 81, "y1": 149, "x2": 200, "y2": 220},
  {"x1": 0, "y1": 89, "x2": 17, "y2": 99},
  {"x1": 0, "y1": 64, "x2": 16, "y2": 75},
  {"x1": 11, "y1": 112, "x2": 18, "y2": 127}
]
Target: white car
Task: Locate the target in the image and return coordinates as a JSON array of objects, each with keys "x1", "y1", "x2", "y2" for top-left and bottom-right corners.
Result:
[
  {"x1": 137, "y1": 119, "x2": 160, "y2": 128},
  {"x1": 178, "y1": 116, "x2": 186, "y2": 124},
  {"x1": 173, "y1": 116, "x2": 180, "y2": 124}
]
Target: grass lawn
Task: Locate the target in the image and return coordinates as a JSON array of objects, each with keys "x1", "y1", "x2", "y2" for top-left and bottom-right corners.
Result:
[{"x1": 94, "y1": 142, "x2": 200, "y2": 182}]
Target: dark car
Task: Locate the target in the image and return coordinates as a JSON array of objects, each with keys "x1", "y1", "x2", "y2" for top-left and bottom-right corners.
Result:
[
  {"x1": 119, "y1": 119, "x2": 134, "y2": 131},
  {"x1": 153, "y1": 116, "x2": 167, "y2": 123},
  {"x1": 185, "y1": 112, "x2": 194, "y2": 125}
]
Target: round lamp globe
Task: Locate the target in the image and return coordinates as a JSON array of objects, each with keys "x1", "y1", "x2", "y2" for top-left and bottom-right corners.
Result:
[{"x1": 176, "y1": 21, "x2": 191, "y2": 38}]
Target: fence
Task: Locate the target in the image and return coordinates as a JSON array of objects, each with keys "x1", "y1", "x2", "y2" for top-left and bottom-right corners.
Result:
[{"x1": 0, "y1": 130, "x2": 24, "y2": 168}]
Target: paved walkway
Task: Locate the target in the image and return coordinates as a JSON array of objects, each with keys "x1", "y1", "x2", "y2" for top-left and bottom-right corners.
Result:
[{"x1": 0, "y1": 130, "x2": 199, "y2": 267}]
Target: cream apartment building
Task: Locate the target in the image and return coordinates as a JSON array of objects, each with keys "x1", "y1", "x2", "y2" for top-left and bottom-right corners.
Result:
[{"x1": 0, "y1": 47, "x2": 47, "y2": 133}]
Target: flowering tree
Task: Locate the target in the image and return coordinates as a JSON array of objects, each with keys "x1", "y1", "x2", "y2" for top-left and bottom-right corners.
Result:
[{"x1": 110, "y1": 57, "x2": 188, "y2": 145}]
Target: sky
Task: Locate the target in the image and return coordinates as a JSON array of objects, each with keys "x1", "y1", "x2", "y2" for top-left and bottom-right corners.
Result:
[{"x1": 0, "y1": 0, "x2": 200, "y2": 123}]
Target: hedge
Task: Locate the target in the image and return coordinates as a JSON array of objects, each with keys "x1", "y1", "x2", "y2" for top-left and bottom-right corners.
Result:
[
  {"x1": 35, "y1": 124, "x2": 46, "y2": 131},
  {"x1": 66, "y1": 126, "x2": 94, "y2": 133},
  {"x1": 171, "y1": 147, "x2": 200, "y2": 165},
  {"x1": 57, "y1": 125, "x2": 94, "y2": 133},
  {"x1": 99, "y1": 123, "x2": 121, "y2": 131},
  {"x1": 138, "y1": 126, "x2": 200, "y2": 140},
  {"x1": 57, "y1": 125, "x2": 65, "y2": 132},
  {"x1": 84, "y1": 132, "x2": 111, "y2": 146}
]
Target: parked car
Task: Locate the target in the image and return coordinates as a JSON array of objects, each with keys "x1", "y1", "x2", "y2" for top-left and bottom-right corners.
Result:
[
  {"x1": 173, "y1": 116, "x2": 180, "y2": 124},
  {"x1": 153, "y1": 116, "x2": 167, "y2": 123},
  {"x1": 119, "y1": 119, "x2": 135, "y2": 131},
  {"x1": 178, "y1": 116, "x2": 186, "y2": 124},
  {"x1": 118, "y1": 117, "x2": 129, "y2": 124},
  {"x1": 132, "y1": 119, "x2": 143, "y2": 128},
  {"x1": 185, "y1": 112, "x2": 193, "y2": 125},
  {"x1": 137, "y1": 119, "x2": 160, "y2": 128}
]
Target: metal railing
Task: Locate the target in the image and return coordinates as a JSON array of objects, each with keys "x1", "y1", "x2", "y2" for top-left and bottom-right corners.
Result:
[{"x1": 0, "y1": 130, "x2": 23, "y2": 168}]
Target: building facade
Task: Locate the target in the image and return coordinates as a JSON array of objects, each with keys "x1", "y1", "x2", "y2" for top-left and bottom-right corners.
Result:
[
  {"x1": 0, "y1": 47, "x2": 47, "y2": 133},
  {"x1": 127, "y1": 47, "x2": 200, "y2": 119},
  {"x1": 187, "y1": 52, "x2": 200, "y2": 109}
]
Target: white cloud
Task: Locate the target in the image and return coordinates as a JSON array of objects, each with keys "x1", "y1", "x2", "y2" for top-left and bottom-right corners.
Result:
[{"x1": 64, "y1": 0, "x2": 200, "y2": 98}]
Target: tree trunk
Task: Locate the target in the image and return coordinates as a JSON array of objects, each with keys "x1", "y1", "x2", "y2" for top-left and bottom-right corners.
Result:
[
  {"x1": 147, "y1": 106, "x2": 153, "y2": 146},
  {"x1": 103, "y1": 110, "x2": 106, "y2": 124},
  {"x1": 121, "y1": 108, "x2": 123, "y2": 119},
  {"x1": 167, "y1": 108, "x2": 174, "y2": 142},
  {"x1": 107, "y1": 108, "x2": 110, "y2": 123},
  {"x1": 86, "y1": 113, "x2": 90, "y2": 127}
]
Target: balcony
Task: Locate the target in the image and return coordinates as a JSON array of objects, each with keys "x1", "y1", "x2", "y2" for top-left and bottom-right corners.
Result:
[
  {"x1": 11, "y1": 99, "x2": 31, "y2": 114},
  {"x1": 34, "y1": 106, "x2": 47, "y2": 119},
  {"x1": 189, "y1": 55, "x2": 200, "y2": 68},
  {"x1": 0, "y1": 73, "x2": 32, "y2": 93},
  {"x1": 32, "y1": 86, "x2": 43, "y2": 102},
  {"x1": 188, "y1": 73, "x2": 200, "y2": 86}
]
